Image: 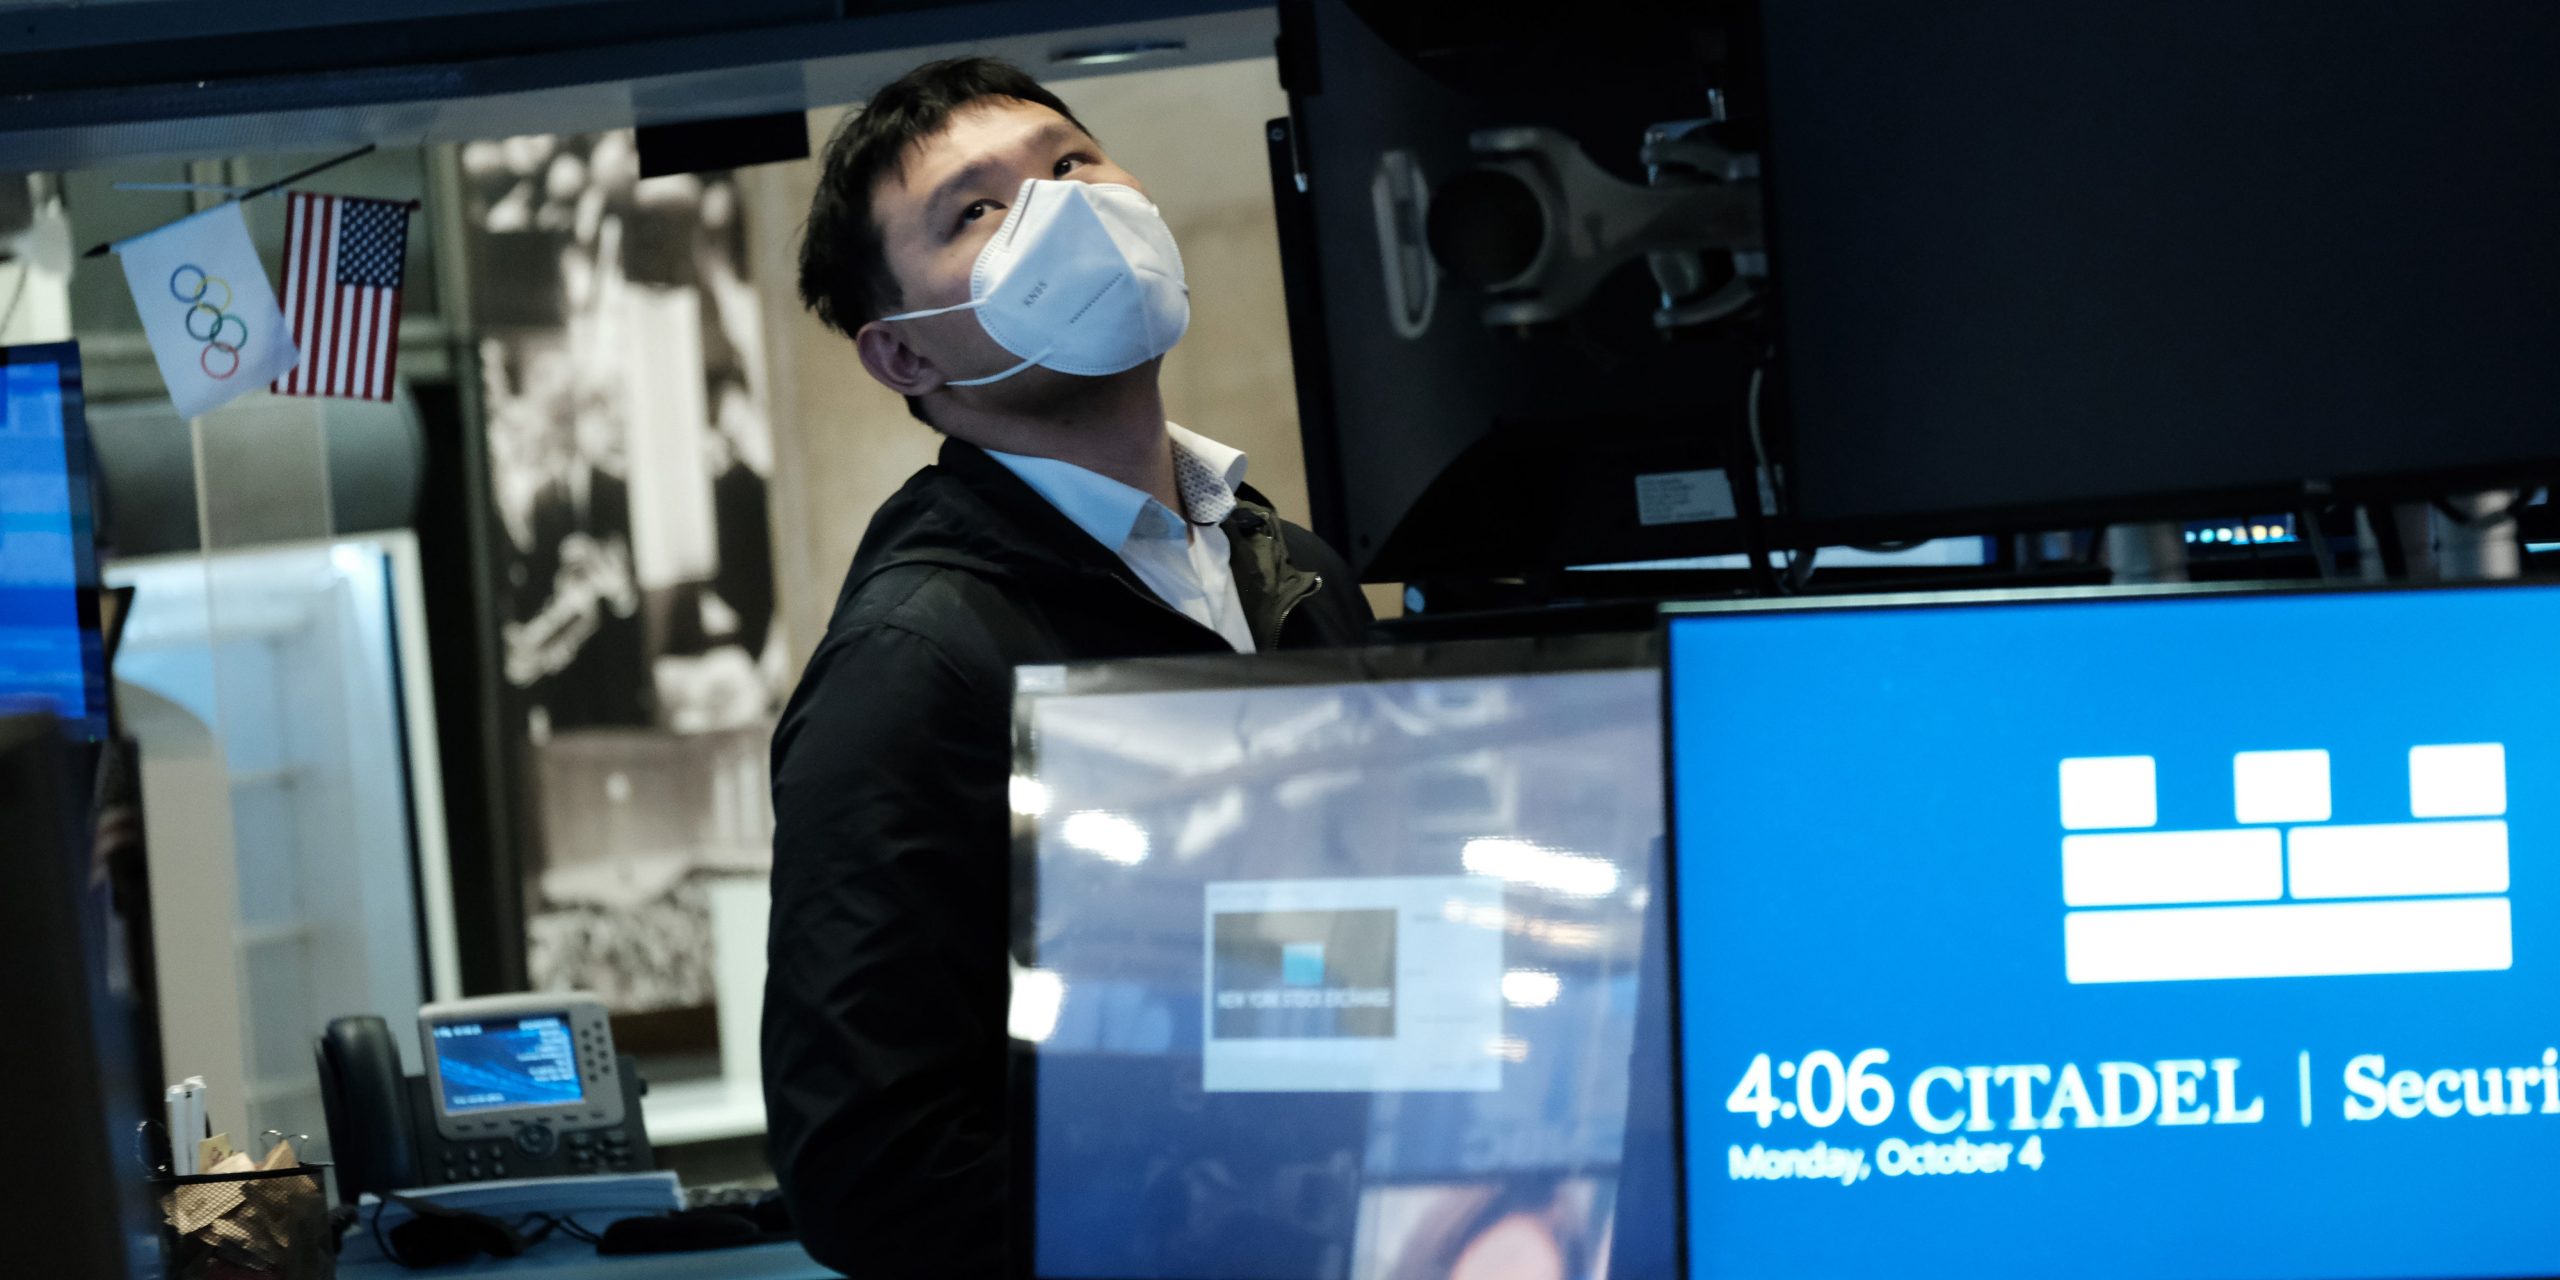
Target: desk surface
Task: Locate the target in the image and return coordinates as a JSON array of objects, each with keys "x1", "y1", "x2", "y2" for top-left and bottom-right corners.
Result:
[{"x1": 338, "y1": 1239, "x2": 830, "y2": 1278}]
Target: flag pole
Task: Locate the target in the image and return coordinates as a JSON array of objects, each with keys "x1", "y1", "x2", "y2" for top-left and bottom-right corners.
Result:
[{"x1": 81, "y1": 143, "x2": 413, "y2": 259}]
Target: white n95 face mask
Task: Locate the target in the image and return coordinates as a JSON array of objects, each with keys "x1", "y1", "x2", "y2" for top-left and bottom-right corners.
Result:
[{"x1": 879, "y1": 179, "x2": 1190, "y2": 387}]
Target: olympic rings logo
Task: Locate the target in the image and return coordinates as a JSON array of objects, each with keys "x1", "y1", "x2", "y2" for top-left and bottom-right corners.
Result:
[{"x1": 169, "y1": 264, "x2": 251, "y2": 380}]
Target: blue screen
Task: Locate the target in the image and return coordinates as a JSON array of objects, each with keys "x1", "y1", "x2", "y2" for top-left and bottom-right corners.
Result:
[
  {"x1": 0, "y1": 352, "x2": 100, "y2": 734},
  {"x1": 432, "y1": 1014, "x2": 584, "y2": 1113},
  {"x1": 1668, "y1": 586, "x2": 2560, "y2": 1279}
]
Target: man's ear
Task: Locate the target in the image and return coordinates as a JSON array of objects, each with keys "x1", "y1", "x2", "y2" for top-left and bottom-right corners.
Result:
[{"x1": 855, "y1": 320, "x2": 947, "y2": 399}]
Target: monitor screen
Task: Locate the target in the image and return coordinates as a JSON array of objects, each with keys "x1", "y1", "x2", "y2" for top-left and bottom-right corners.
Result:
[
  {"x1": 0, "y1": 343, "x2": 102, "y2": 736},
  {"x1": 1759, "y1": 2, "x2": 2560, "y2": 537},
  {"x1": 431, "y1": 1013, "x2": 583, "y2": 1114},
  {"x1": 1019, "y1": 642, "x2": 1668, "y2": 1280},
  {"x1": 1666, "y1": 585, "x2": 2560, "y2": 1279}
]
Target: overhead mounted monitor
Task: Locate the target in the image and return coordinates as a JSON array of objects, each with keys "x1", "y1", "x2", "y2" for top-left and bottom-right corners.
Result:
[
  {"x1": 1760, "y1": 2, "x2": 2560, "y2": 539},
  {"x1": 1273, "y1": 0, "x2": 1754, "y2": 583}
]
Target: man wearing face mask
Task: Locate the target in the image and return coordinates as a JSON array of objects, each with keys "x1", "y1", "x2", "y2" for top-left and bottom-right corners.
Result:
[{"x1": 763, "y1": 57, "x2": 1372, "y2": 1277}]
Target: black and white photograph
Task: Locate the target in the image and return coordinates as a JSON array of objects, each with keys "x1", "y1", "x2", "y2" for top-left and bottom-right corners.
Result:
[{"x1": 461, "y1": 129, "x2": 783, "y2": 1020}]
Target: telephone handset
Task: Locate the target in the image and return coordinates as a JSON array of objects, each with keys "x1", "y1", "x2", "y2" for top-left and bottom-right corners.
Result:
[
  {"x1": 315, "y1": 993, "x2": 653, "y2": 1205},
  {"x1": 316, "y1": 1015, "x2": 417, "y2": 1204}
]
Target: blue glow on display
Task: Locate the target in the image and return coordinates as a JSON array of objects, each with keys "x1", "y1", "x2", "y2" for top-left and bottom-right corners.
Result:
[
  {"x1": 0, "y1": 358, "x2": 97, "y2": 730},
  {"x1": 1667, "y1": 587, "x2": 2560, "y2": 1279},
  {"x1": 2183, "y1": 516, "x2": 2296, "y2": 546},
  {"x1": 433, "y1": 1014, "x2": 583, "y2": 1113}
]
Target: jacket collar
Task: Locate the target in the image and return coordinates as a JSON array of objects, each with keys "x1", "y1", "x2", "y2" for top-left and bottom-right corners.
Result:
[
  {"x1": 932, "y1": 436, "x2": 1287, "y2": 570},
  {"x1": 927, "y1": 438, "x2": 1135, "y2": 583},
  {"x1": 838, "y1": 437, "x2": 1311, "y2": 647}
]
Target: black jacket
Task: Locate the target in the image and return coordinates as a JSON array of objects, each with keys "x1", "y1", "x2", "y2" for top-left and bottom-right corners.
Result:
[{"x1": 762, "y1": 438, "x2": 1371, "y2": 1278}]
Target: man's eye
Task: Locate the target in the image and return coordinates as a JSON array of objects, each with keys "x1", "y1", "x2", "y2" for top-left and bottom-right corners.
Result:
[
  {"x1": 1053, "y1": 155, "x2": 1085, "y2": 178},
  {"x1": 958, "y1": 199, "x2": 995, "y2": 227}
]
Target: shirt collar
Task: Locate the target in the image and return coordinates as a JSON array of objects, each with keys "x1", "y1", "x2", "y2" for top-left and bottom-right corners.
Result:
[
  {"x1": 983, "y1": 423, "x2": 1251, "y2": 552},
  {"x1": 1165, "y1": 423, "x2": 1247, "y2": 499}
]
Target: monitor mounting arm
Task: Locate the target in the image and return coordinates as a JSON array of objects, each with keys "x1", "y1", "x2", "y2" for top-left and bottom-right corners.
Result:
[{"x1": 1428, "y1": 119, "x2": 1762, "y2": 331}]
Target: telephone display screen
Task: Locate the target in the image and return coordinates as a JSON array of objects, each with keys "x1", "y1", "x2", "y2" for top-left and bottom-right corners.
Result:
[{"x1": 432, "y1": 1014, "x2": 583, "y2": 1113}]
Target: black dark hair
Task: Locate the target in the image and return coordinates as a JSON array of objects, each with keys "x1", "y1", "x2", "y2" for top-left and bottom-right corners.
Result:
[{"x1": 798, "y1": 56, "x2": 1096, "y2": 427}]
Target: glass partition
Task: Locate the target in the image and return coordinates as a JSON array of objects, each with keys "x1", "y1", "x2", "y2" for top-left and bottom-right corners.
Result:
[{"x1": 110, "y1": 531, "x2": 440, "y2": 1149}]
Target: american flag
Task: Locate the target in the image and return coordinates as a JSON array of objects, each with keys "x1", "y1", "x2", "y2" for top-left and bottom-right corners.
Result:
[{"x1": 271, "y1": 192, "x2": 410, "y2": 401}]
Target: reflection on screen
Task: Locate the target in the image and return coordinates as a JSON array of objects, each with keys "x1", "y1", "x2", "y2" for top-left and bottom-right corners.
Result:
[
  {"x1": 1207, "y1": 878, "x2": 1505, "y2": 1093},
  {"x1": 433, "y1": 1014, "x2": 583, "y2": 1113},
  {"x1": 1026, "y1": 666, "x2": 1664, "y2": 1280},
  {"x1": 0, "y1": 359, "x2": 94, "y2": 729},
  {"x1": 1669, "y1": 588, "x2": 2560, "y2": 1280}
]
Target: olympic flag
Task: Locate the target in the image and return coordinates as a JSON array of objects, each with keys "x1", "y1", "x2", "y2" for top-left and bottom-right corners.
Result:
[
  {"x1": 115, "y1": 201, "x2": 299, "y2": 419},
  {"x1": 270, "y1": 192, "x2": 410, "y2": 402}
]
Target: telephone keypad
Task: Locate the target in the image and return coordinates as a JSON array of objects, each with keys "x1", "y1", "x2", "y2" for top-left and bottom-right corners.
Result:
[
  {"x1": 429, "y1": 1126, "x2": 643, "y2": 1183},
  {"x1": 514, "y1": 1123, "x2": 558, "y2": 1158},
  {"x1": 406, "y1": 1043, "x2": 648, "y2": 1189}
]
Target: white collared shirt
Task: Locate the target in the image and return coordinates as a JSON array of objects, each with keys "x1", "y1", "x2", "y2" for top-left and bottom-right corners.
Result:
[{"x1": 984, "y1": 423, "x2": 1259, "y2": 654}]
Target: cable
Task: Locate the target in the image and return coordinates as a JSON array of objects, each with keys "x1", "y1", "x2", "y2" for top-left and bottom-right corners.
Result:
[
  {"x1": 0, "y1": 257, "x2": 29, "y2": 339},
  {"x1": 1724, "y1": 359, "x2": 1780, "y2": 596},
  {"x1": 1731, "y1": 356, "x2": 1809, "y2": 594},
  {"x1": 1726, "y1": 465, "x2": 1779, "y2": 596},
  {"x1": 369, "y1": 1193, "x2": 574, "y2": 1265},
  {"x1": 2367, "y1": 504, "x2": 2411, "y2": 580},
  {"x1": 369, "y1": 1198, "x2": 395, "y2": 1265},
  {"x1": 522, "y1": 1211, "x2": 602, "y2": 1246},
  {"x1": 2298, "y1": 506, "x2": 2337, "y2": 581},
  {"x1": 1744, "y1": 359, "x2": 1789, "y2": 516},
  {"x1": 1738, "y1": 354, "x2": 1834, "y2": 592}
]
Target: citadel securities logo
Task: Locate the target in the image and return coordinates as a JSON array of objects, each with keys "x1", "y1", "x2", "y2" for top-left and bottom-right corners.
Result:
[{"x1": 2057, "y1": 745, "x2": 2513, "y2": 983}]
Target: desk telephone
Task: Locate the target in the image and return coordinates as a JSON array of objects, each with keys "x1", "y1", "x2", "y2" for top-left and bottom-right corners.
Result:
[{"x1": 316, "y1": 993, "x2": 655, "y2": 1203}]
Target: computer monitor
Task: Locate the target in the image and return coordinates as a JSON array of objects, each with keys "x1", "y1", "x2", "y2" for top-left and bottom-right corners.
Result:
[
  {"x1": 1759, "y1": 2, "x2": 2560, "y2": 540},
  {"x1": 0, "y1": 341, "x2": 105, "y2": 737},
  {"x1": 0, "y1": 714, "x2": 163, "y2": 1276},
  {"x1": 1015, "y1": 636, "x2": 1668, "y2": 1279},
  {"x1": 1664, "y1": 583, "x2": 2560, "y2": 1279},
  {"x1": 1272, "y1": 0, "x2": 1753, "y2": 583}
]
